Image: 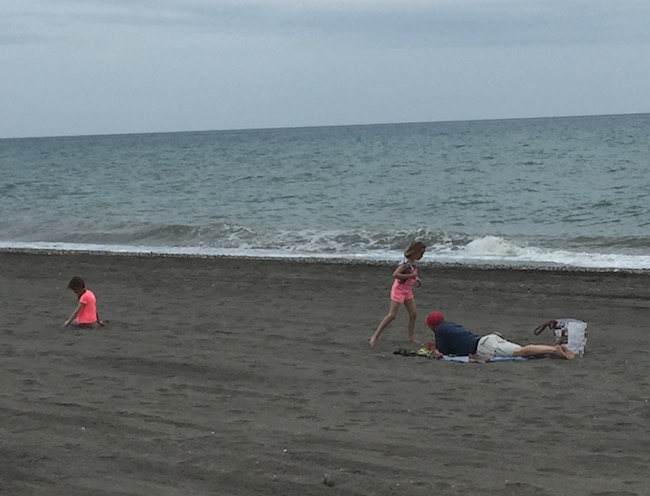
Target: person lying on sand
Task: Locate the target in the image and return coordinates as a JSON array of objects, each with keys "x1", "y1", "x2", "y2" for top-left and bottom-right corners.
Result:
[{"x1": 424, "y1": 311, "x2": 574, "y2": 360}]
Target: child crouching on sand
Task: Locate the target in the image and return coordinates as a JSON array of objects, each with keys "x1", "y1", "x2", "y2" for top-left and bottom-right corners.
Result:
[
  {"x1": 63, "y1": 276, "x2": 104, "y2": 328},
  {"x1": 369, "y1": 240, "x2": 426, "y2": 346}
]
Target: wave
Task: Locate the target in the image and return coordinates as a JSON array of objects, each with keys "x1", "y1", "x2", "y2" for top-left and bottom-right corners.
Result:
[{"x1": 1, "y1": 228, "x2": 649, "y2": 270}]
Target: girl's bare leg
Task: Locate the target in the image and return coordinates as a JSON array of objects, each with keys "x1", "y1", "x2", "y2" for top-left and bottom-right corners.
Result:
[
  {"x1": 369, "y1": 301, "x2": 400, "y2": 346},
  {"x1": 403, "y1": 298, "x2": 417, "y2": 343}
]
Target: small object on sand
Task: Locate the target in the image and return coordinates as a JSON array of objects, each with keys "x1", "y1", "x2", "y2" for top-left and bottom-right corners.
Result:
[{"x1": 323, "y1": 473, "x2": 335, "y2": 487}]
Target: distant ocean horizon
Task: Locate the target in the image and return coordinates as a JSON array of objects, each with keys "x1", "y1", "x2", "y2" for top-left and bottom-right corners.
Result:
[{"x1": 2, "y1": 113, "x2": 649, "y2": 271}]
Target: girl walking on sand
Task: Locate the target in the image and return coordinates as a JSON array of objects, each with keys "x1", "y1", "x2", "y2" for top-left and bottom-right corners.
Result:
[{"x1": 369, "y1": 240, "x2": 426, "y2": 346}]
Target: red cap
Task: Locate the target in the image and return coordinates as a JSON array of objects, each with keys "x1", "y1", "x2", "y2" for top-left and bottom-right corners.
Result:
[{"x1": 424, "y1": 311, "x2": 444, "y2": 328}]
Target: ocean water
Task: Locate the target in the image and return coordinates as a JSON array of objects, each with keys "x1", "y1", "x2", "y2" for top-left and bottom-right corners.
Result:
[{"x1": 1, "y1": 114, "x2": 649, "y2": 270}]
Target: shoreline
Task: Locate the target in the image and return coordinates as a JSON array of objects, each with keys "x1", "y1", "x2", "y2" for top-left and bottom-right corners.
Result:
[{"x1": 2, "y1": 246, "x2": 648, "y2": 275}]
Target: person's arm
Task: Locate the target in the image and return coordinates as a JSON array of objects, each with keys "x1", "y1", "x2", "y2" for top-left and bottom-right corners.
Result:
[
  {"x1": 392, "y1": 263, "x2": 417, "y2": 281},
  {"x1": 63, "y1": 302, "x2": 84, "y2": 327},
  {"x1": 428, "y1": 344, "x2": 443, "y2": 359},
  {"x1": 427, "y1": 335, "x2": 443, "y2": 359},
  {"x1": 96, "y1": 311, "x2": 104, "y2": 326},
  {"x1": 429, "y1": 350, "x2": 443, "y2": 359}
]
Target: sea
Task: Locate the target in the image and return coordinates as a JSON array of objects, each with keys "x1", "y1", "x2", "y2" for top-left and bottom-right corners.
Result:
[{"x1": 1, "y1": 113, "x2": 649, "y2": 271}]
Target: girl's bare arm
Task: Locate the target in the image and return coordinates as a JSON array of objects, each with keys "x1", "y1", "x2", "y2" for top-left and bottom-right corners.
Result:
[{"x1": 63, "y1": 302, "x2": 83, "y2": 326}]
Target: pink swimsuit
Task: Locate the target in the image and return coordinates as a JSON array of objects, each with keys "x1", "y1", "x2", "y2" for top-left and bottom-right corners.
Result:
[{"x1": 389, "y1": 260, "x2": 418, "y2": 303}]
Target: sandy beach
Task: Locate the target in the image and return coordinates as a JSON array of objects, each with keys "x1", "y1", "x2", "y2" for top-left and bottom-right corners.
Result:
[{"x1": 1, "y1": 251, "x2": 649, "y2": 496}]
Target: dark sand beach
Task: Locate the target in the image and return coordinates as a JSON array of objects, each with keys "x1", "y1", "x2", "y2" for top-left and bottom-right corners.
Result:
[{"x1": 1, "y1": 251, "x2": 649, "y2": 496}]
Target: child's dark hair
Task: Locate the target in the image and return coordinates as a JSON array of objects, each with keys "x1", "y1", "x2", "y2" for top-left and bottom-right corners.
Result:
[
  {"x1": 68, "y1": 276, "x2": 86, "y2": 291},
  {"x1": 404, "y1": 240, "x2": 426, "y2": 259}
]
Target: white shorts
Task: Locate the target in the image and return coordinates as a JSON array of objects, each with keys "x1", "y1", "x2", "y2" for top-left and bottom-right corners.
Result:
[{"x1": 476, "y1": 333, "x2": 520, "y2": 357}]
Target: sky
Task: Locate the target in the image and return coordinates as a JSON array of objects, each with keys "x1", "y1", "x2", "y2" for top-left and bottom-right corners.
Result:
[{"x1": 1, "y1": 0, "x2": 650, "y2": 138}]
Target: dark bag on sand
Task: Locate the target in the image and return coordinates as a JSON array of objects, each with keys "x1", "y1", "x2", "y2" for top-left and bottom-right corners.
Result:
[{"x1": 534, "y1": 318, "x2": 587, "y2": 358}]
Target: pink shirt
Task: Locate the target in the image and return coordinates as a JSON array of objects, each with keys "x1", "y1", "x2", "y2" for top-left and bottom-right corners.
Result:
[{"x1": 77, "y1": 289, "x2": 97, "y2": 324}]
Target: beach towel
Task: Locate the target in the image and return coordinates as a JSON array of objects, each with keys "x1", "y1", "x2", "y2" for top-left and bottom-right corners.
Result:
[
  {"x1": 393, "y1": 346, "x2": 530, "y2": 363},
  {"x1": 438, "y1": 355, "x2": 528, "y2": 363}
]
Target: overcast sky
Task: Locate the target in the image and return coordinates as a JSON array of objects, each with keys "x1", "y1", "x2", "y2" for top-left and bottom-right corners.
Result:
[{"x1": 2, "y1": 0, "x2": 649, "y2": 138}]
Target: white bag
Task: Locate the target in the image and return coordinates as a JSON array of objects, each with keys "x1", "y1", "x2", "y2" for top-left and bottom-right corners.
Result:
[{"x1": 534, "y1": 318, "x2": 587, "y2": 358}]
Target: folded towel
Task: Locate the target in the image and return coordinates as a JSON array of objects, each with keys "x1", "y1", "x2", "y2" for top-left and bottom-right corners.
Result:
[{"x1": 439, "y1": 355, "x2": 529, "y2": 363}]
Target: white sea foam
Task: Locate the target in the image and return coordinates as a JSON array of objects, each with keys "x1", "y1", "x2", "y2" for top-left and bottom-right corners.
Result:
[
  {"x1": 430, "y1": 235, "x2": 650, "y2": 269},
  {"x1": 2, "y1": 236, "x2": 649, "y2": 271}
]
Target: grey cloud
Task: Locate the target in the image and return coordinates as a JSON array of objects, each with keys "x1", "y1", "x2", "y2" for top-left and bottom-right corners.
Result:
[{"x1": 4, "y1": 0, "x2": 650, "y2": 47}]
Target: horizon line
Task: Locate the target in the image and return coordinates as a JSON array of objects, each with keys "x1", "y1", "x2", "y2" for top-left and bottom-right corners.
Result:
[{"x1": 2, "y1": 111, "x2": 648, "y2": 140}]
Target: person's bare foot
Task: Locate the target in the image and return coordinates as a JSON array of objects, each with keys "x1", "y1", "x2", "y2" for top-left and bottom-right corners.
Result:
[
  {"x1": 369, "y1": 336, "x2": 377, "y2": 347},
  {"x1": 555, "y1": 344, "x2": 575, "y2": 359}
]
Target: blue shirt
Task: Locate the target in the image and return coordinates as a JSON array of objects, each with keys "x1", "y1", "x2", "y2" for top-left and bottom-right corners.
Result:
[{"x1": 434, "y1": 321, "x2": 481, "y2": 356}]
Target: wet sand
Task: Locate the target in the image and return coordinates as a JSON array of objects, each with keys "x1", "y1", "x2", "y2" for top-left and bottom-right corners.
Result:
[{"x1": 1, "y1": 251, "x2": 649, "y2": 495}]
